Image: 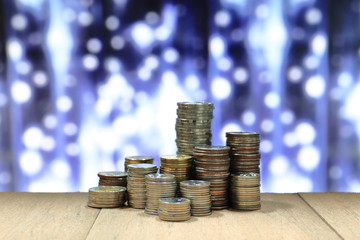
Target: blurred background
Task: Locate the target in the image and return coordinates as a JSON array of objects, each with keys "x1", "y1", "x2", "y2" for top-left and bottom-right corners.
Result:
[{"x1": 0, "y1": 0, "x2": 359, "y2": 192}]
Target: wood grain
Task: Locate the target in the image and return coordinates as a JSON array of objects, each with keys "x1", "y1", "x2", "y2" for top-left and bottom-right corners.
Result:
[
  {"x1": 0, "y1": 193, "x2": 99, "y2": 240},
  {"x1": 86, "y1": 193, "x2": 340, "y2": 240},
  {"x1": 300, "y1": 193, "x2": 360, "y2": 239}
]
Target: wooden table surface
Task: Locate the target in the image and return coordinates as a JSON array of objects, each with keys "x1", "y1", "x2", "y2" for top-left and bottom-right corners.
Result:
[{"x1": 0, "y1": 193, "x2": 358, "y2": 240}]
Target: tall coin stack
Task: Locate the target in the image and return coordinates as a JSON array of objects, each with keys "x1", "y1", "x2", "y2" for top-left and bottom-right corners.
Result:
[
  {"x1": 175, "y1": 102, "x2": 214, "y2": 156},
  {"x1": 193, "y1": 146, "x2": 231, "y2": 210},
  {"x1": 98, "y1": 171, "x2": 127, "y2": 187},
  {"x1": 180, "y1": 180, "x2": 212, "y2": 216},
  {"x1": 88, "y1": 186, "x2": 127, "y2": 208},
  {"x1": 158, "y1": 197, "x2": 191, "y2": 222},
  {"x1": 124, "y1": 156, "x2": 154, "y2": 172},
  {"x1": 230, "y1": 173, "x2": 261, "y2": 210},
  {"x1": 226, "y1": 132, "x2": 261, "y2": 174},
  {"x1": 127, "y1": 164, "x2": 158, "y2": 209},
  {"x1": 145, "y1": 173, "x2": 177, "y2": 215},
  {"x1": 160, "y1": 155, "x2": 192, "y2": 184}
]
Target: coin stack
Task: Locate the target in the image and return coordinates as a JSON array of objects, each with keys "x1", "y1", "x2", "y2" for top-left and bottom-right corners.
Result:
[
  {"x1": 160, "y1": 154, "x2": 192, "y2": 184},
  {"x1": 124, "y1": 156, "x2": 154, "y2": 172},
  {"x1": 158, "y1": 197, "x2": 191, "y2": 222},
  {"x1": 193, "y1": 146, "x2": 231, "y2": 210},
  {"x1": 87, "y1": 186, "x2": 127, "y2": 208},
  {"x1": 98, "y1": 171, "x2": 127, "y2": 187},
  {"x1": 127, "y1": 163, "x2": 158, "y2": 209},
  {"x1": 180, "y1": 180, "x2": 212, "y2": 216},
  {"x1": 226, "y1": 132, "x2": 261, "y2": 174},
  {"x1": 175, "y1": 102, "x2": 214, "y2": 156},
  {"x1": 145, "y1": 173, "x2": 177, "y2": 215},
  {"x1": 230, "y1": 173, "x2": 261, "y2": 210}
]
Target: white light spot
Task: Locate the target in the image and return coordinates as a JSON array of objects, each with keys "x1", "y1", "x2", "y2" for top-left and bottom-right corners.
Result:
[
  {"x1": 220, "y1": 122, "x2": 242, "y2": 144},
  {"x1": 105, "y1": 16, "x2": 120, "y2": 31},
  {"x1": 162, "y1": 70, "x2": 178, "y2": 85},
  {"x1": 78, "y1": 11, "x2": 93, "y2": 27},
  {"x1": 305, "y1": 75, "x2": 326, "y2": 98},
  {"x1": 311, "y1": 33, "x2": 327, "y2": 56},
  {"x1": 212, "y1": 77, "x2": 231, "y2": 100},
  {"x1": 16, "y1": 61, "x2": 32, "y2": 75},
  {"x1": 264, "y1": 92, "x2": 280, "y2": 109},
  {"x1": 82, "y1": 54, "x2": 99, "y2": 71},
  {"x1": 305, "y1": 8, "x2": 322, "y2": 25},
  {"x1": 66, "y1": 143, "x2": 80, "y2": 156},
  {"x1": 214, "y1": 10, "x2": 231, "y2": 27},
  {"x1": 131, "y1": 23, "x2": 154, "y2": 49},
  {"x1": 155, "y1": 25, "x2": 171, "y2": 41},
  {"x1": 20, "y1": 150, "x2": 43, "y2": 176},
  {"x1": 32, "y1": 71, "x2": 48, "y2": 87},
  {"x1": 303, "y1": 55, "x2": 319, "y2": 69},
  {"x1": 104, "y1": 58, "x2": 121, "y2": 73},
  {"x1": 63, "y1": 8, "x2": 77, "y2": 22},
  {"x1": 56, "y1": 96, "x2": 73, "y2": 112},
  {"x1": 185, "y1": 74, "x2": 200, "y2": 90},
  {"x1": 242, "y1": 110, "x2": 256, "y2": 126},
  {"x1": 255, "y1": 4, "x2": 269, "y2": 19},
  {"x1": 288, "y1": 66, "x2": 303, "y2": 83},
  {"x1": 281, "y1": 111, "x2": 294, "y2": 125},
  {"x1": 261, "y1": 119, "x2": 274, "y2": 133},
  {"x1": 7, "y1": 39, "x2": 23, "y2": 61},
  {"x1": 270, "y1": 156, "x2": 289, "y2": 175},
  {"x1": 110, "y1": 36, "x2": 125, "y2": 50},
  {"x1": 217, "y1": 57, "x2": 233, "y2": 71},
  {"x1": 144, "y1": 55, "x2": 159, "y2": 70},
  {"x1": 209, "y1": 35, "x2": 225, "y2": 59},
  {"x1": 41, "y1": 136, "x2": 55, "y2": 152},
  {"x1": 163, "y1": 48, "x2": 179, "y2": 63},
  {"x1": 337, "y1": 72, "x2": 353, "y2": 88},
  {"x1": 138, "y1": 68, "x2": 151, "y2": 81},
  {"x1": 134, "y1": 91, "x2": 149, "y2": 105},
  {"x1": 86, "y1": 38, "x2": 102, "y2": 53},
  {"x1": 95, "y1": 99, "x2": 112, "y2": 117},
  {"x1": 0, "y1": 93, "x2": 7, "y2": 107},
  {"x1": 11, "y1": 81, "x2": 32, "y2": 103},
  {"x1": 295, "y1": 122, "x2": 316, "y2": 145},
  {"x1": 64, "y1": 123, "x2": 78, "y2": 136},
  {"x1": 297, "y1": 145, "x2": 320, "y2": 171},
  {"x1": 329, "y1": 166, "x2": 342, "y2": 179},
  {"x1": 43, "y1": 114, "x2": 57, "y2": 129},
  {"x1": 22, "y1": 127, "x2": 44, "y2": 149},
  {"x1": 123, "y1": 144, "x2": 139, "y2": 156},
  {"x1": 145, "y1": 12, "x2": 160, "y2": 25},
  {"x1": 11, "y1": 14, "x2": 28, "y2": 31},
  {"x1": 233, "y1": 67, "x2": 248, "y2": 84},
  {"x1": 260, "y1": 140, "x2": 272, "y2": 153},
  {"x1": 51, "y1": 159, "x2": 71, "y2": 179},
  {"x1": 97, "y1": 129, "x2": 120, "y2": 153},
  {"x1": 283, "y1": 132, "x2": 298, "y2": 147},
  {"x1": 0, "y1": 171, "x2": 11, "y2": 185}
]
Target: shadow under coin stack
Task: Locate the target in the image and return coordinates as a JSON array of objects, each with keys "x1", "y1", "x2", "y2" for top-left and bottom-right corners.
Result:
[
  {"x1": 180, "y1": 180, "x2": 212, "y2": 216},
  {"x1": 175, "y1": 102, "x2": 214, "y2": 155},
  {"x1": 145, "y1": 173, "x2": 177, "y2": 215},
  {"x1": 124, "y1": 156, "x2": 154, "y2": 172},
  {"x1": 160, "y1": 154, "x2": 192, "y2": 187},
  {"x1": 230, "y1": 173, "x2": 261, "y2": 210},
  {"x1": 158, "y1": 197, "x2": 191, "y2": 222},
  {"x1": 226, "y1": 132, "x2": 261, "y2": 174},
  {"x1": 98, "y1": 171, "x2": 127, "y2": 187},
  {"x1": 88, "y1": 186, "x2": 126, "y2": 208},
  {"x1": 193, "y1": 146, "x2": 231, "y2": 210},
  {"x1": 127, "y1": 164, "x2": 158, "y2": 209}
]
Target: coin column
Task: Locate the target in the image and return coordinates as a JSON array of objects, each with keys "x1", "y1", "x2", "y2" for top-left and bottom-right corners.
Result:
[
  {"x1": 230, "y1": 173, "x2": 261, "y2": 210},
  {"x1": 88, "y1": 186, "x2": 127, "y2": 208},
  {"x1": 145, "y1": 173, "x2": 177, "y2": 215},
  {"x1": 226, "y1": 132, "x2": 261, "y2": 174},
  {"x1": 127, "y1": 164, "x2": 158, "y2": 209},
  {"x1": 124, "y1": 156, "x2": 154, "y2": 172},
  {"x1": 158, "y1": 197, "x2": 191, "y2": 222},
  {"x1": 193, "y1": 146, "x2": 231, "y2": 210},
  {"x1": 180, "y1": 180, "x2": 212, "y2": 216},
  {"x1": 98, "y1": 171, "x2": 127, "y2": 187}
]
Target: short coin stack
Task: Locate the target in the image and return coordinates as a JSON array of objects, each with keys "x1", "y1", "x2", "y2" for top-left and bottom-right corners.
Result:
[
  {"x1": 175, "y1": 102, "x2": 214, "y2": 155},
  {"x1": 98, "y1": 171, "x2": 127, "y2": 187},
  {"x1": 230, "y1": 172, "x2": 261, "y2": 210},
  {"x1": 160, "y1": 154, "x2": 192, "y2": 184},
  {"x1": 158, "y1": 197, "x2": 191, "y2": 221},
  {"x1": 127, "y1": 164, "x2": 158, "y2": 209},
  {"x1": 145, "y1": 173, "x2": 177, "y2": 215},
  {"x1": 180, "y1": 180, "x2": 212, "y2": 216},
  {"x1": 226, "y1": 132, "x2": 261, "y2": 174},
  {"x1": 124, "y1": 156, "x2": 154, "y2": 172},
  {"x1": 193, "y1": 146, "x2": 231, "y2": 210},
  {"x1": 88, "y1": 186, "x2": 127, "y2": 208}
]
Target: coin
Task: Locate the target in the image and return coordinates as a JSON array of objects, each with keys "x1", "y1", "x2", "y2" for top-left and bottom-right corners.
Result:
[
  {"x1": 88, "y1": 186, "x2": 127, "y2": 208},
  {"x1": 158, "y1": 197, "x2": 191, "y2": 222},
  {"x1": 124, "y1": 156, "x2": 154, "y2": 172},
  {"x1": 230, "y1": 173, "x2": 261, "y2": 211}
]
